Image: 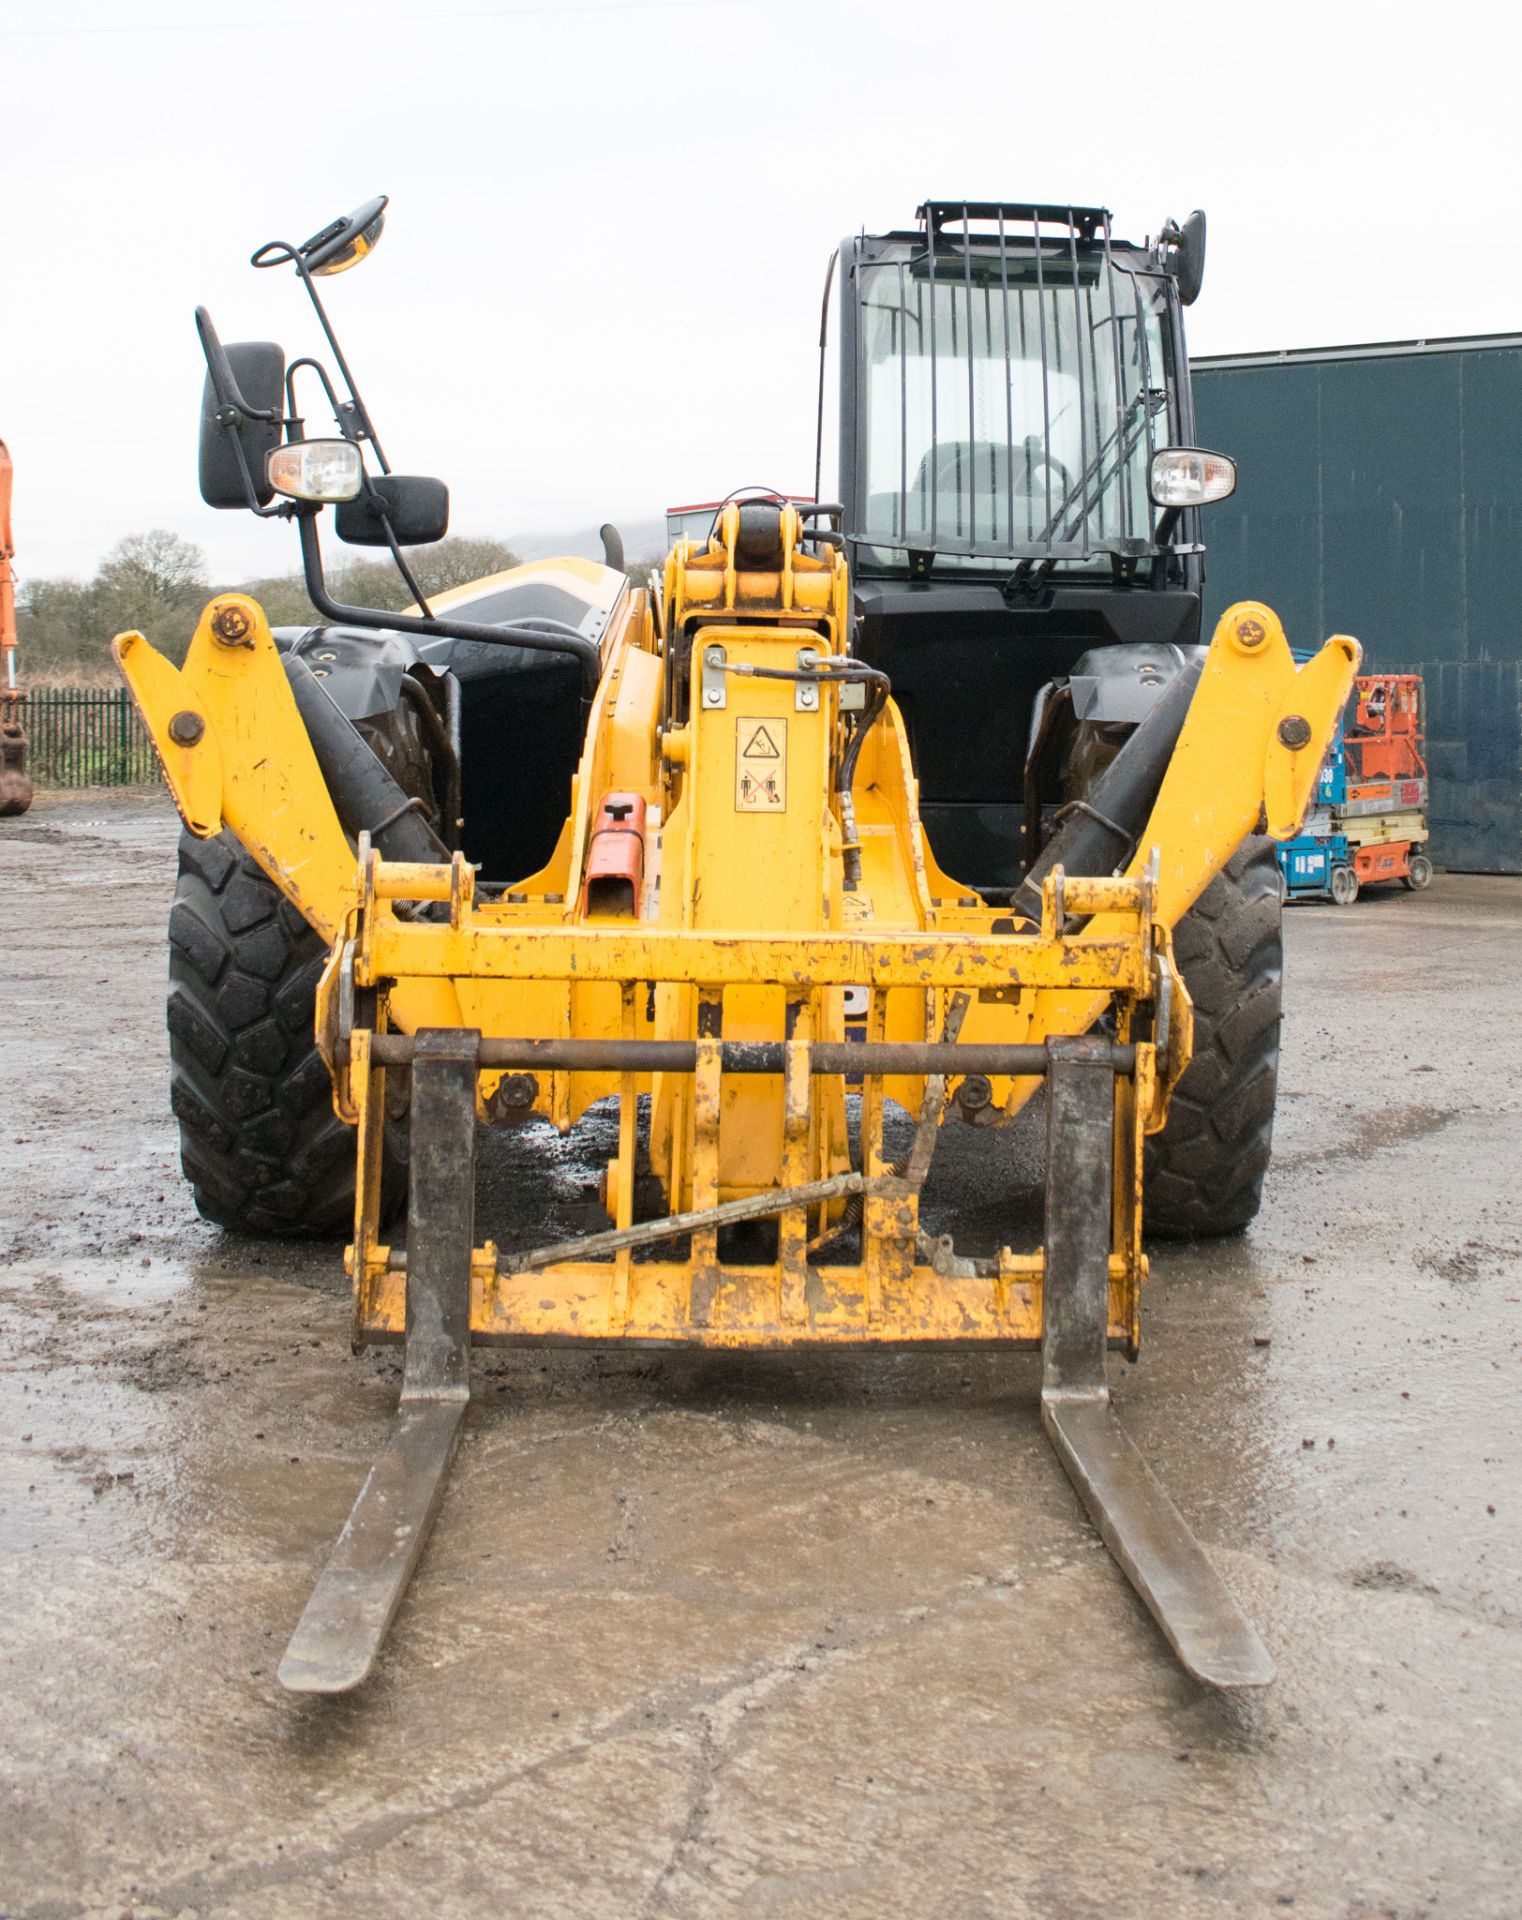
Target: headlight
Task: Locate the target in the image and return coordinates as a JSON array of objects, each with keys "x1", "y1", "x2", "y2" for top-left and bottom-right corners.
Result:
[
  {"x1": 266, "y1": 439, "x2": 364, "y2": 503},
  {"x1": 1150, "y1": 447, "x2": 1236, "y2": 508}
]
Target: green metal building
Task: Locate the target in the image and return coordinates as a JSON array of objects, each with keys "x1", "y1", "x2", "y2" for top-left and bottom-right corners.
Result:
[{"x1": 1193, "y1": 335, "x2": 1522, "y2": 872}]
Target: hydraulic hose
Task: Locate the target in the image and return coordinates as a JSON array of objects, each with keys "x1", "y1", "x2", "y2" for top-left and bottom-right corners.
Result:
[
  {"x1": 718, "y1": 656, "x2": 891, "y2": 891},
  {"x1": 398, "y1": 673, "x2": 461, "y2": 852},
  {"x1": 837, "y1": 676, "x2": 889, "y2": 891},
  {"x1": 285, "y1": 653, "x2": 450, "y2": 865},
  {"x1": 1010, "y1": 653, "x2": 1204, "y2": 926}
]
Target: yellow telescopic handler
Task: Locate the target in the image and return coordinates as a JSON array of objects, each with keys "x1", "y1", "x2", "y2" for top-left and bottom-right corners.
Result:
[{"x1": 117, "y1": 196, "x2": 1357, "y2": 1695}]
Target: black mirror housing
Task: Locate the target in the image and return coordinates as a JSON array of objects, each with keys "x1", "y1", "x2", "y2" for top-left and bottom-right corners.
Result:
[
  {"x1": 1177, "y1": 209, "x2": 1206, "y2": 307},
  {"x1": 198, "y1": 341, "x2": 285, "y2": 508},
  {"x1": 334, "y1": 474, "x2": 449, "y2": 547}
]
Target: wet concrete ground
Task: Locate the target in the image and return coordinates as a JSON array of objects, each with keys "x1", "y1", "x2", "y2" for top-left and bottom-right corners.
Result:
[{"x1": 2, "y1": 788, "x2": 1520, "y2": 1919}]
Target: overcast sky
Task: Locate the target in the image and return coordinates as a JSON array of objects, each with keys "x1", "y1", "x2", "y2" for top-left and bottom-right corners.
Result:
[{"x1": 4, "y1": 0, "x2": 1517, "y2": 585}]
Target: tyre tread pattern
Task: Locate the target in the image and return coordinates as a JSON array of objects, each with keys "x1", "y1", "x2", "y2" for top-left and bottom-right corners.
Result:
[
  {"x1": 167, "y1": 829, "x2": 398, "y2": 1235},
  {"x1": 1144, "y1": 837, "x2": 1283, "y2": 1238}
]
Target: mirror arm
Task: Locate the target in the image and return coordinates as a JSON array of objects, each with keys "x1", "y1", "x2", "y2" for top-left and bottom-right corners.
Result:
[
  {"x1": 296, "y1": 511, "x2": 603, "y2": 697},
  {"x1": 224, "y1": 436, "x2": 288, "y2": 521},
  {"x1": 284, "y1": 357, "x2": 434, "y2": 614},
  {"x1": 286, "y1": 356, "x2": 348, "y2": 437},
  {"x1": 251, "y1": 240, "x2": 392, "y2": 469},
  {"x1": 372, "y1": 508, "x2": 434, "y2": 617},
  {"x1": 291, "y1": 253, "x2": 392, "y2": 473},
  {"x1": 1152, "y1": 505, "x2": 1183, "y2": 546},
  {"x1": 195, "y1": 306, "x2": 279, "y2": 424}
]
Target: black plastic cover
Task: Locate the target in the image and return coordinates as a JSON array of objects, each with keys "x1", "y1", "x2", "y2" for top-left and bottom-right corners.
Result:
[
  {"x1": 1178, "y1": 210, "x2": 1207, "y2": 307},
  {"x1": 335, "y1": 474, "x2": 449, "y2": 548},
  {"x1": 1068, "y1": 642, "x2": 1204, "y2": 724},
  {"x1": 198, "y1": 342, "x2": 285, "y2": 509}
]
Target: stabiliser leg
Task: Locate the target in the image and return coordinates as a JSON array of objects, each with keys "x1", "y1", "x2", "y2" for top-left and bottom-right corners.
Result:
[
  {"x1": 279, "y1": 1030, "x2": 480, "y2": 1694},
  {"x1": 1040, "y1": 1038, "x2": 1275, "y2": 1689}
]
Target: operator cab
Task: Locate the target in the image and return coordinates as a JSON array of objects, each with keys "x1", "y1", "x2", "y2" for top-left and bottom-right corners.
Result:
[{"x1": 837, "y1": 201, "x2": 1225, "y2": 891}]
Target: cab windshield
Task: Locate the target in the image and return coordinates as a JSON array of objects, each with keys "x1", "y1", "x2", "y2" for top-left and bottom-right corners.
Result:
[{"x1": 854, "y1": 235, "x2": 1175, "y2": 572}]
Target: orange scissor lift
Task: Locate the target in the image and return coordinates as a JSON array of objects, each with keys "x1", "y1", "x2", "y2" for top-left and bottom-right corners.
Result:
[{"x1": 1340, "y1": 673, "x2": 1430, "y2": 894}]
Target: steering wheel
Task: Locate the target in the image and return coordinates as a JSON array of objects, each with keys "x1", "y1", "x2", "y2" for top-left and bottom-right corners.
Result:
[
  {"x1": 927, "y1": 441, "x2": 1074, "y2": 503},
  {"x1": 1013, "y1": 440, "x2": 1074, "y2": 502}
]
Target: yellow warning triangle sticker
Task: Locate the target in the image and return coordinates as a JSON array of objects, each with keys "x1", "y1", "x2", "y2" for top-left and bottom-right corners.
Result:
[{"x1": 741, "y1": 724, "x2": 781, "y2": 759}]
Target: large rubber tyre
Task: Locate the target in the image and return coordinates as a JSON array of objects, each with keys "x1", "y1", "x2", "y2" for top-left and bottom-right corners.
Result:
[
  {"x1": 166, "y1": 829, "x2": 405, "y2": 1235},
  {"x1": 1144, "y1": 837, "x2": 1283, "y2": 1238}
]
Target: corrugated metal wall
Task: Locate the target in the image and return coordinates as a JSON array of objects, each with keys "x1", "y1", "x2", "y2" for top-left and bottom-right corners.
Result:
[{"x1": 1193, "y1": 339, "x2": 1522, "y2": 872}]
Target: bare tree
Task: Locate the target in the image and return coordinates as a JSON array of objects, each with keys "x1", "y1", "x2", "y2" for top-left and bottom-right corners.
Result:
[
  {"x1": 17, "y1": 529, "x2": 532, "y2": 679},
  {"x1": 406, "y1": 537, "x2": 520, "y2": 598},
  {"x1": 97, "y1": 529, "x2": 208, "y2": 615}
]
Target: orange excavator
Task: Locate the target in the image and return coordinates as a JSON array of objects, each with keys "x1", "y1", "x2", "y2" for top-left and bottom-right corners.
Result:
[{"x1": 0, "y1": 438, "x2": 32, "y2": 816}]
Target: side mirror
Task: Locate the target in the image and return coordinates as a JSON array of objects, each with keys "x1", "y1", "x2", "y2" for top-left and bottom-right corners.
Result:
[
  {"x1": 335, "y1": 474, "x2": 449, "y2": 547},
  {"x1": 198, "y1": 337, "x2": 286, "y2": 509},
  {"x1": 1177, "y1": 208, "x2": 1206, "y2": 306}
]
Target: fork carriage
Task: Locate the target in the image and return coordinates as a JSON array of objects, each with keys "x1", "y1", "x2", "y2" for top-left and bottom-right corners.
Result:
[{"x1": 334, "y1": 854, "x2": 1175, "y2": 1353}]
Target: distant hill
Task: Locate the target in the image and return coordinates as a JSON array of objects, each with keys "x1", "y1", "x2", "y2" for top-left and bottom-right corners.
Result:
[{"x1": 507, "y1": 518, "x2": 668, "y2": 567}]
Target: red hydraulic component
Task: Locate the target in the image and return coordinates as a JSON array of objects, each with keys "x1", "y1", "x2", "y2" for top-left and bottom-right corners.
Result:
[
  {"x1": 0, "y1": 439, "x2": 33, "y2": 817},
  {"x1": 581, "y1": 791, "x2": 647, "y2": 917}
]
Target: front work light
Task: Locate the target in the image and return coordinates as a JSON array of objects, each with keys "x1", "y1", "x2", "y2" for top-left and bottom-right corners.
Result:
[
  {"x1": 1150, "y1": 447, "x2": 1236, "y2": 508},
  {"x1": 304, "y1": 197, "x2": 388, "y2": 277},
  {"x1": 267, "y1": 439, "x2": 364, "y2": 503}
]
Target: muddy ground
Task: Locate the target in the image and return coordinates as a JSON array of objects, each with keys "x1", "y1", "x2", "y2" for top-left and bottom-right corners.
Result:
[{"x1": 2, "y1": 788, "x2": 1519, "y2": 1920}]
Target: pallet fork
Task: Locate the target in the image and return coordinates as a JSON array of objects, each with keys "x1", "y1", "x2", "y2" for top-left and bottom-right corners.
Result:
[
  {"x1": 278, "y1": 1031, "x2": 479, "y2": 1693},
  {"x1": 1036, "y1": 1042, "x2": 1272, "y2": 1687},
  {"x1": 279, "y1": 1026, "x2": 1273, "y2": 1693}
]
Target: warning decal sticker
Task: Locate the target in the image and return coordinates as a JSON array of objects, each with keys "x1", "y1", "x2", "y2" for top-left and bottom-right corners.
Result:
[{"x1": 735, "y1": 716, "x2": 787, "y2": 812}]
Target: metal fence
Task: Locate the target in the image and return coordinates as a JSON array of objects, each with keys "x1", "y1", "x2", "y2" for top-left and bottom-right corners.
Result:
[{"x1": 19, "y1": 687, "x2": 158, "y2": 788}]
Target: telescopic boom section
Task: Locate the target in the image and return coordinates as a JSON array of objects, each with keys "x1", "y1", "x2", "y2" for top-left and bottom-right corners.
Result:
[{"x1": 116, "y1": 501, "x2": 1357, "y2": 1694}]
